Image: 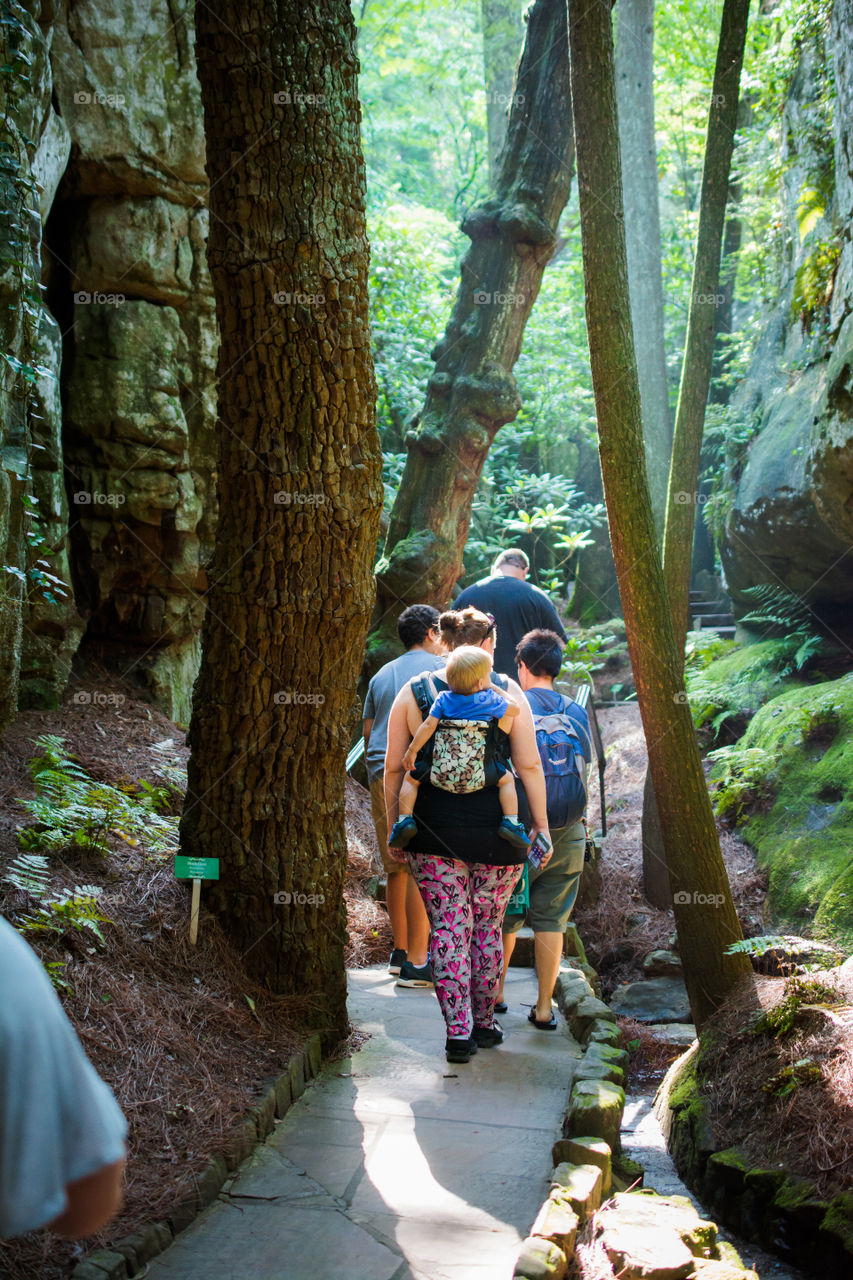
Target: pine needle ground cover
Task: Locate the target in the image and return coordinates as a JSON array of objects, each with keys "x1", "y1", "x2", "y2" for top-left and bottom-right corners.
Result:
[{"x1": 0, "y1": 685, "x2": 387, "y2": 1280}]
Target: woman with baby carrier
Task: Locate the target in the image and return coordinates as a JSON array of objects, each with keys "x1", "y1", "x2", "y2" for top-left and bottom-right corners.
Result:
[{"x1": 384, "y1": 607, "x2": 550, "y2": 1063}]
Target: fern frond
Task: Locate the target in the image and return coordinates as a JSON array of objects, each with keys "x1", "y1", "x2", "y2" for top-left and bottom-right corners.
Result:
[{"x1": 3, "y1": 852, "x2": 50, "y2": 897}]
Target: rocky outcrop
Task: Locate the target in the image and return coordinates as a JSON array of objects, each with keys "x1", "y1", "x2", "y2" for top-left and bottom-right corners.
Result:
[
  {"x1": 49, "y1": 0, "x2": 218, "y2": 721},
  {"x1": 721, "y1": 18, "x2": 853, "y2": 625}
]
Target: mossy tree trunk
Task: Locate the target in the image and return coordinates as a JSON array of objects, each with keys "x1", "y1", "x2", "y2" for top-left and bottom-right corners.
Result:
[
  {"x1": 369, "y1": 0, "x2": 574, "y2": 675},
  {"x1": 481, "y1": 0, "x2": 525, "y2": 186},
  {"x1": 615, "y1": 0, "x2": 671, "y2": 535},
  {"x1": 568, "y1": 0, "x2": 750, "y2": 1027},
  {"x1": 181, "y1": 0, "x2": 382, "y2": 1041},
  {"x1": 642, "y1": 0, "x2": 750, "y2": 908}
]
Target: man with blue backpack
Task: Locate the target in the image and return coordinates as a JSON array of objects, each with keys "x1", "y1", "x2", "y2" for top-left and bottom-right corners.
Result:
[{"x1": 495, "y1": 629, "x2": 592, "y2": 1029}]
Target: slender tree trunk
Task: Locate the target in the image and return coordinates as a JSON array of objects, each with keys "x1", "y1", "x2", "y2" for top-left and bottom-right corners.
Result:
[
  {"x1": 568, "y1": 0, "x2": 749, "y2": 1027},
  {"x1": 615, "y1": 0, "x2": 671, "y2": 535},
  {"x1": 641, "y1": 0, "x2": 750, "y2": 907},
  {"x1": 369, "y1": 0, "x2": 574, "y2": 675},
  {"x1": 181, "y1": 0, "x2": 382, "y2": 1041},
  {"x1": 481, "y1": 0, "x2": 524, "y2": 186}
]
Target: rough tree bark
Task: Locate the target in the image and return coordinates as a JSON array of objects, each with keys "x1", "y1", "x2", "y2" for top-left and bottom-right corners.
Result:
[
  {"x1": 615, "y1": 0, "x2": 671, "y2": 535},
  {"x1": 181, "y1": 0, "x2": 382, "y2": 1040},
  {"x1": 568, "y1": 0, "x2": 750, "y2": 1026},
  {"x1": 369, "y1": 0, "x2": 574, "y2": 675},
  {"x1": 642, "y1": 0, "x2": 751, "y2": 908},
  {"x1": 481, "y1": 0, "x2": 524, "y2": 186}
]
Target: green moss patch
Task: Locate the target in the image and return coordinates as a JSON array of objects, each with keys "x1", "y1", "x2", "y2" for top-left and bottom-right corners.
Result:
[
  {"x1": 686, "y1": 638, "x2": 802, "y2": 738},
  {"x1": 732, "y1": 673, "x2": 853, "y2": 947}
]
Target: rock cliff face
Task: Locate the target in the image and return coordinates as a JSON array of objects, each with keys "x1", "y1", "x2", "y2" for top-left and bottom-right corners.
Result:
[
  {"x1": 722, "y1": 12, "x2": 853, "y2": 627},
  {"x1": 0, "y1": 0, "x2": 218, "y2": 728}
]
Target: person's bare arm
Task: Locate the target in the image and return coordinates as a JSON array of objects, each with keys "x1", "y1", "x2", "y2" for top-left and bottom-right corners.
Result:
[
  {"x1": 505, "y1": 679, "x2": 552, "y2": 862},
  {"x1": 384, "y1": 685, "x2": 424, "y2": 837},
  {"x1": 401, "y1": 715, "x2": 438, "y2": 772},
  {"x1": 49, "y1": 1157, "x2": 126, "y2": 1239}
]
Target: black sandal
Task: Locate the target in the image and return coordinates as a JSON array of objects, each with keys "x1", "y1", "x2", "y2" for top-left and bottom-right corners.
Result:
[{"x1": 527, "y1": 1007, "x2": 557, "y2": 1030}]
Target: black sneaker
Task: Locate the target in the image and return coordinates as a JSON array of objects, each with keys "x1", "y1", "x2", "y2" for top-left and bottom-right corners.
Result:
[
  {"x1": 395, "y1": 959, "x2": 434, "y2": 988},
  {"x1": 472, "y1": 1020, "x2": 504, "y2": 1048},
  {"x1": 445, "y1": 1036, "x2": 478, "y2": 1063},
  {"x1": 389, "y1": 948, "x2": 407, "y2": 975}
]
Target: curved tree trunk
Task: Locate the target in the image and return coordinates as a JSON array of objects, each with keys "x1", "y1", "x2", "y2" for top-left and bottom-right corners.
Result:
[
  {"x1": 481, "y1": 0, "x2": 524, "y2": 186},
  {"x1": 369, "y1": 0, "x2": 574, "y2": 675},
  {"x1": 615, "y1": 0, "x2": 671, "y2": 535},
  {"x1": 181, "y1": 0, "x2": 382, "y2": 1042},
  {"x1": 641, "y1": 0, "x2": 750, "y2": 907},
  {"x1": 568, "y1": 0, "x2": 749, "y2": 1028}
]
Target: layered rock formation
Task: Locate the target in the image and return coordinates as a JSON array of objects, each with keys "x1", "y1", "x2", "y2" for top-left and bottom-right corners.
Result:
[{"x1": 722, "y1": 13, "x2": 853, "y2": 626}]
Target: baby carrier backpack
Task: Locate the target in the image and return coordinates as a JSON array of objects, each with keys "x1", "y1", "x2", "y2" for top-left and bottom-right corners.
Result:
[{"x1": 411, "y1": 672, "x2": 511, "y2": 795}]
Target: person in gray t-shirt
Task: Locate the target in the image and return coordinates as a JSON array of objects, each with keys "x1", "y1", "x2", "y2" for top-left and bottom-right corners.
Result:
[
  {"x1": 363, "y1": 605, "x2": 445, "y2": 984},
  {"x1": 0, "y1": 918, "x2": 127, "y2": 1239}
]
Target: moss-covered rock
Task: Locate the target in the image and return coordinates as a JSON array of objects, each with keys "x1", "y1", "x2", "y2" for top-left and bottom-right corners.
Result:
[
  {"x1": 685, "y1": 639, "x2": 801, "y2": 737},
  {"x1": 731, "y1": 672, "x2": 853, "y2": 947}
]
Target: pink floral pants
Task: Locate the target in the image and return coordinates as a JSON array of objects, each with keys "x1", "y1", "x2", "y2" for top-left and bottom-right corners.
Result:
[{"x1": 407, "y1": 852, "x2": 520, "y2": 1039}]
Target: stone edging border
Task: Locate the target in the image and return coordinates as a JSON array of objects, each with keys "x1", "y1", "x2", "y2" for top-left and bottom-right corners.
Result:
[
  {"x1": 70, "y1": 1033, "x2": 323, "y2": 1280},
  {"x1": 512, "y1": 961, "x2": 633, "y2": 1278}
]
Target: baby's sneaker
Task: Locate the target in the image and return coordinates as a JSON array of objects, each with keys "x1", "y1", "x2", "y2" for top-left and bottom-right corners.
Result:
[
  {"x1": 388, "y1": 815, "x2": 418, "y2": 847},
  {"x1": 498, "y1": 817, "x2": 531, "y2": 848}
]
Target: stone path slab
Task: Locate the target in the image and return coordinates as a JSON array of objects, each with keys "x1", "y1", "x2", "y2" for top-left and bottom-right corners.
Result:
[{"x1": 144, "y1": 965, "x2": 582, "y2": 1280}]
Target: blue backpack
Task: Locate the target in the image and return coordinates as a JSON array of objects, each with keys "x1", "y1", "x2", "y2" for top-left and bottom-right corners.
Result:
[{"x1": 531, "y1": 696, "x2": 590, "y2": 829}]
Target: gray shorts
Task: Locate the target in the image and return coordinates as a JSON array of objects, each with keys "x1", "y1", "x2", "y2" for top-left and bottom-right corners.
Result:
[{"x1": 503, "y1": 820, "x2": 585, "y2": 935}]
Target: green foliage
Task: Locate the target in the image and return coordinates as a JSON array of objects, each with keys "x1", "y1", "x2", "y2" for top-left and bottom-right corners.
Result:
[
  {"x1": 16, "y1": 735, "x2": 179, "y2": 858},
  {"x1": 17, "y1": 886, "x2": 113, "y2": 946},
  {"x1": 741, "y1": 583, "x2": 824, "y2": 670},
  {"x1": 684, "y1": 628, "x2": 737, "y2": 672},
  {"x1": 725, "y1": 932, "x2": 842, "y2": 970},
  {"x1": 707, "y1": 743, "x2": 776, "y2": 822},
  {"x1": 560, "y1": 631, "x2": 617, "y2": 683},
  {"x1": 762, "y1": 1058, "x2": 822, "y2": 1096},
  {"x1": 685, "y1": 638, "x2": 800, "y2": 737}
]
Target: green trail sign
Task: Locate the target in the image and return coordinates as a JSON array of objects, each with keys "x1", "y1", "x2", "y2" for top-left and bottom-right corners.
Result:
[{"x1": 174, "y1": 855, "x2": 220, "y2": 881}]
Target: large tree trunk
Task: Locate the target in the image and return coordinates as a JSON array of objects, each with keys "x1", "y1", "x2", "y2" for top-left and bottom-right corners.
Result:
[
  {"x1": 641, "y1": 0, "x2": 750, "y2": 907},
  {"x1": 481, "y1": 0, "x2": 524, "y2": 186},
  {"x1": 369, "y1": 0, "x2": 574, "y2": 675},
  {"x1": 568, "y1": 0, "x2": 749, "y2": 1027},
  {"x1": 181, "y1": 0, "x2": 382, "y2": 1041},
  {"x1": 615, "y1": 0, "x2": 671, "y2": 535}
]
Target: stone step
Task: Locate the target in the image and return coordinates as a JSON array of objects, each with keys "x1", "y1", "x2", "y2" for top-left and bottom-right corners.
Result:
[
  {"x1": 690, "y1": 601, "x2": 729, "y2": 615},
  {"x1": 693, "y1": 613, "x2": 734, "y2": 628}
]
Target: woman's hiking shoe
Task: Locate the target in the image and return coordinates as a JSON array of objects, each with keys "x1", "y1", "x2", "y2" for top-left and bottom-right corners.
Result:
[
  {"x1": 389, "y1": 948, "x2": 407, "y2": 975},
  {"x1": 445, "y1": 1036, "x2": 478, "y2": 1063},
  {"x1": 494, "y1": 1000, "x2": 508, "y2": 1014},
  {"x1": 396, "y1": 959, "x2": 434, "y2": 987},
  {"x1": 472, "y1": 1021, "x2": 503, "y2": 1048},
  {"x1": 498, "y1": 817, "x2": 531, "y2": 848},
  {"x1": 388, "y1": 816, "x2": 418, "y2": 847}
]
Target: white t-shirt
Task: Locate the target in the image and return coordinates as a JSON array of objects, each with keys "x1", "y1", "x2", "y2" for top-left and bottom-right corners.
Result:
[{"x1": 0, "y1": 918, "x2": 127, "y2": 1238}]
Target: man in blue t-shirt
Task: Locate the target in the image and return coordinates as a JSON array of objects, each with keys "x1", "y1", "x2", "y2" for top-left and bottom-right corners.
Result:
[
  {"x1": 363, "y1": 605, "x2": 445, "y2": 987},
  {"x1": 495, "y1": 630, "x2": 592, "y2": 1029},
  {"x1": 453, "y1": 548, "x2": 567, "y2": 682}
]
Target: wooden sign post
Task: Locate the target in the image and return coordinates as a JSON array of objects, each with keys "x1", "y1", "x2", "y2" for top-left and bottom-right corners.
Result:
[{"x1": 174, "y1": 855, "x2": 220, "y2": 945}]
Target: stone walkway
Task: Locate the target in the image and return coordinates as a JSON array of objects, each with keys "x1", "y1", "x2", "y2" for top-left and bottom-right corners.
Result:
[{"x1": 144, "y1": 965, "x2": 582, "y2": 1280}]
